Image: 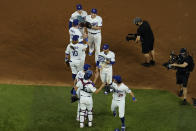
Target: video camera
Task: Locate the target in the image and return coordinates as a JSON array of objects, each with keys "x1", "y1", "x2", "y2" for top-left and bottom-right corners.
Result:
[
  {"x1": 126, "y1": 34, "x2": 137, "y2": 41},
  {"x1": 162, "y1": 51, "x2": 184, "y2": 70}
]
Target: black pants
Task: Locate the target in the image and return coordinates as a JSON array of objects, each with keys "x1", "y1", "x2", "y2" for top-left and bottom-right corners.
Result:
[{"x1": 176, "y1": 71, "x2": 190, "y2": 87}]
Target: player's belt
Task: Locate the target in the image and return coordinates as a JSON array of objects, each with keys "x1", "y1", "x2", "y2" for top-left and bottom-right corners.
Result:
[
  {"x1": 88, "y1": 32, "x2": 100, "y2": 35},
  {"x1": 81, "y1": 95, "x2": 91, "y2": 97},
  {"x1": 114, "y1": 99, "x2": 122, "y2": 101}
]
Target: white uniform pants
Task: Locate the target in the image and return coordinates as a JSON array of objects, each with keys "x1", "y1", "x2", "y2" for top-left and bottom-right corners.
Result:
[
  {"x1": 69, "y1": 60, "x2": 83, "y2": 75},
  {"x1": 100, "y1": 67, "x2": 113, "y2": 84},
  {"x1": 81, "y1": 55, "x2": 86, "y2": 70},
  {"x1": 79, "y1": 96, "x2": 93, "y2": 126},
  {"x1": 88, "y1": 32, "x2": 101, "y2": 62},
  {"x1": 111, "y1": 99, "x2": 125, "y2": 118}
]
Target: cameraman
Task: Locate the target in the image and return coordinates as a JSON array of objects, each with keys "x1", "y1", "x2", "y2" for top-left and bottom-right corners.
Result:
[
  {"x1": 133, "y1": 17, "x2": 155, "y2": 67},
  {"x1": 170, "y1": 48, "x2": 192, "y2": 105}
]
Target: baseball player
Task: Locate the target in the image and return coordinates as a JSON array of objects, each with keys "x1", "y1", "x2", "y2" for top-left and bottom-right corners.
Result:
[
  {"x1": 69, "y1": 4, "x2": 88, "y2": 28},
  {"x1": 65, "y1": 35, "x2": 88, "y2": 97},
  {"x1": 69, "y1": 19, "x2": 84, "y2": 43},
  {"x1": 69, "y1": 4, "x2": 88, "y2": 31},
  {"x1": 74, "y1": 64, "x2": 91, "y2": 121},
  {"x1": 85, "y1": 8, "x2": 103, "y2": 62},
  {"x1": 111, "y1": 75, "x2": 136, "y2": 131},
  {"x1": 69, "y1": 19, "x2": 88, "y2": 68},
  {"x1": 74, "y1": 70, "x2": 105, "y2": 128},
  {"x1": 94, "y1": 44, "x2": 115, "y2": 94}
]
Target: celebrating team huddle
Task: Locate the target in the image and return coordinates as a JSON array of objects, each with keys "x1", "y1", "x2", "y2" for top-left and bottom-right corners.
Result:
[
  {"x1": 65, "y1": 3, "x2": 195, "y2": 131},
  {"x1": 65, "y1": 4, "x2": 136, "y2": 131},
  {"x1": 64, "y1": 1, "x2": 196, "y2": 131}
]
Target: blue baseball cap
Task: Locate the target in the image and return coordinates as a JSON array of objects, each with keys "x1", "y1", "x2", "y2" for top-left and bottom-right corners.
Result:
[
  {"x1": 73, "y1": 19, "x2": 79, "y2": 26},
  {"x1": 102, "y1": 44, "x2": 109, "y2": 50},
  {"x1": 76, "y1": 4, "x2": 82, "y2": 10},
  {"x1": 84, "y1": 70, "x2": 93, "y2": 80},
  {"x1": 72, "y1": 35, "x2": 79, "y2": 41},
  {"x1": 83, "y1": 64, "x2": 91, "y2": 71},
  {"x1": 91, "y1": 8, "x2": 97, "y2": 14},
  {"x1": 113, "y1": 75, "x2": 122, "y2": 83}
]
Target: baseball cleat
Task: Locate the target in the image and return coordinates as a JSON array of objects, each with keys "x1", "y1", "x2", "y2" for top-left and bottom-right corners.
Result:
[
  {"x1": 141, "y1": 62, "x2": 151, "y2": 67},
  {"x1": 114, "y1": 128, "x2": 120, "y2": 131},
  {"x1": 150, "y1": 60, "x2": 155, "y2": 66},
  {"x1": 178, "y1": 90, "x2": 183, "y2": 97},
  {"x1": 104, "y1": 91, "x2": 108, "y2": 95},
  {"x1": 80, "y1": 124, "x2": 84, "y2": 128},
  {"x1": 113, "y1": 111, "x2": 117, "y2": 117},
  {"x1": 121, "y1": 125, "x2": 126, "y2": 131},
  {"x1": 181, "y1": 99, "x2": 187, "y2": 105},
  {"x1": 80, "y1": 123, "x2": 84, "y2": 128},
  {"x1": 88, "y1": 122, "x2": 92, "y2": 127}
]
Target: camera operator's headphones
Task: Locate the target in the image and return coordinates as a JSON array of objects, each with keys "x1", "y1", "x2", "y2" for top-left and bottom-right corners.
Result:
[{"x1": 180, "y1": 48, "x2": 187, "y2": 54}]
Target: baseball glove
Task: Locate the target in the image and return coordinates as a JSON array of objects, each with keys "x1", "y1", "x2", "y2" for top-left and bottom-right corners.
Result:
[
  {"x1": 70, "y1": 45, "x2": 75, "y2": 50},
  {"x1": 71, "y1": 95, "x2": 79, "y2": 103},
  {"x1": 85, "y1": 22, "x2": 92, "y2": 29},
  {"x1": 79, "y1": 22, "x2": 86, "y2": 28}
]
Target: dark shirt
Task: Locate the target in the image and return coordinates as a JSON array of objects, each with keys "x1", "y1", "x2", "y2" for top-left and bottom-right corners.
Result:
[
  {"x1": 177, "y1": 56, "x2": 191, "y2": 72},
  {"x1": 137, "y1": 21, "x2": 154, "y2": 43}
]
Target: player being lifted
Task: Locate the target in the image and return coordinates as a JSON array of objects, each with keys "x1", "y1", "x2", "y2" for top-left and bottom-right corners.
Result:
[
  {"x1": 65, "y1": 35, "x2": 88, "y2": 100},
  {"x1": 94, "y1": 44, "x2": 115, "y2": 94},
  {"x1": 111, "y1": 75, "x2": 136, "y2": 131},
  {"x1": 74, "y1": 70, "x2": 105, "y2": 128}
]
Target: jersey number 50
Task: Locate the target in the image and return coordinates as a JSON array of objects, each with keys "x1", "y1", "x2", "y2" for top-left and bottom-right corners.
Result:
[{"x1": 72, "y1": 50, "x2": 78, "y2": 56}]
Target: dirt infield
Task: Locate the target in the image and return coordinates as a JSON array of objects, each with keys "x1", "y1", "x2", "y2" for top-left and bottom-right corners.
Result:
[{"x1": 0, "y1": 0, "x2": 196, "y2": 100}]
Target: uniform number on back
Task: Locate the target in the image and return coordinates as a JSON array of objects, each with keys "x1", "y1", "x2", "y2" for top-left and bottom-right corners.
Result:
[{"x1": 72, "y1": 50, "x2": 78, "y2": 56}]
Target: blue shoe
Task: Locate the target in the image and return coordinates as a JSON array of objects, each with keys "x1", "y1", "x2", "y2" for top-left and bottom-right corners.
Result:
[
  {"x1": 121, "y1": 125, "x2": 126, "y2": 131},
  {"x1": 104, "y1": 91, "x2": 108, "y2": 95},
  {"x1": 88, "y1": 52, "x2": 93, "y2": 56},
  {"x1": 113, "y1": 111, "x2": 117, "y2": 117}
]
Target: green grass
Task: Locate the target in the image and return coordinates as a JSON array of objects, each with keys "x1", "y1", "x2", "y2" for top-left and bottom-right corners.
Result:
[{"x1": 0, "y1": 84, "x2": 196, "y2": 131}]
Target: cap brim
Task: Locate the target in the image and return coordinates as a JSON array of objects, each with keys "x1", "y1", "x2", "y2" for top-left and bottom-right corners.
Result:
[
  {"x1": 113, "y1": 76, "x2": 117, "y2": 79},
  {"x1": 103, "y1": 48, "x2": 109, "y2": 50}
]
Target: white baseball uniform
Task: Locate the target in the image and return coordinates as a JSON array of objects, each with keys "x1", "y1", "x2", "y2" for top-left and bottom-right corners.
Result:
[
  {"x1": 75, "y1": 70, "x2": 85, "y2": 120},
  {"x1": 111, "y1": 82, "x2": 132, "y2": 118},
  {"x1": 65, "y1": 43, "x2": 87, "y2": 75},
  {"x1": 69, "y1": 27, "x2": 83, "y2": 43},
  {"x1": 70, "y1": 10, "x2": 88, "y2": 34},
  {"x1": 98, "y1": 51, "x2": 115, "y2": 84},
  {"x1": 86, "y1": 15, "x2": 102, "y2": 62},
  {"x1": 76, "y1": 79, "x2": 96, "y2": 127}
]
